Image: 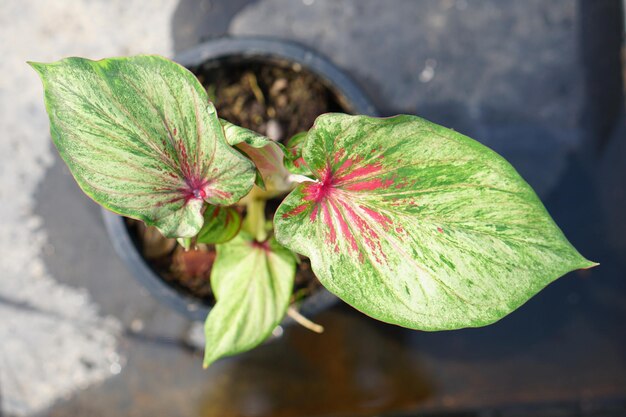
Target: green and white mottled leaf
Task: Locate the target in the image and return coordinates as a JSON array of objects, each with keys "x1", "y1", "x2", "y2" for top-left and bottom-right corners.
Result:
[
  {"x1": 203, "y1": 232, "x2": 296, "y2": 367},
  {"x1": 275, "y1": 113, "x2": 596, "y2": 330},
  {"x1": 30, "y1": 56, "x2": 255, "y2": 238},
  {"x1": 221, "y1": 119, "x2": 292, "y2": 193},
  {"x1": 197, "y1": 206, "x2": 242, "y2": 244},
  {"x1": 284, "y1": 131, "x2": 312, "y2": 176}
]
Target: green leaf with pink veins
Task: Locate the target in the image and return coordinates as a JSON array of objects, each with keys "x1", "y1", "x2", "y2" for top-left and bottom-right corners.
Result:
[
  {"x1": 30, "y1": 56, "x2": 255, "y2": 238},
  {"x1": 283, "y1": 131, "x2": 312, "y2": 177},
  {"x1": 274, "y1": 113, "x2": 597, "y2": 330},
  {"x1": 203, "y1": 231, "x2": 296, "y2": 368},
  {"x1": 196, "y1": 206, "x2": 242, "y2": 244}
]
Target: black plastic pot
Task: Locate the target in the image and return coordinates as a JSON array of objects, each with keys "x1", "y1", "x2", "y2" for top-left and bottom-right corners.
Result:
[{"x1": 102, "y1": 37, "x2": 378, "y2": 322}]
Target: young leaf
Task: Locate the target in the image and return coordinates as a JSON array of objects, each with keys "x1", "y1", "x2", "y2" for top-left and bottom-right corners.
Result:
[
  {"x1": 275, "y1": 113, "x2": 596, "y2": 330},
  {"x1": 203, "y1": 232, "x2": 296, "y2": 368},
  {"x1": 220, "y1": 120, "x2": 292, "y2": 192},
  {"x1": 30, "y1": 56, "x2": 255, "y2": 238},
  {"x1": 283, "y1": 131, "x2": 312, "y2": 176},
  {"x1": 197, "y1": 206, "x2": 242, "y2": 244}
]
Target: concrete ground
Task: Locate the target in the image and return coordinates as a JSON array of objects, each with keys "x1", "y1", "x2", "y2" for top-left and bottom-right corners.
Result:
[
  {"x1": 1, "y1": 1, "x2": 625, "y2": 416},
  {"x1": 0, "y1": 1, "x2": 178, "y2": 415}
]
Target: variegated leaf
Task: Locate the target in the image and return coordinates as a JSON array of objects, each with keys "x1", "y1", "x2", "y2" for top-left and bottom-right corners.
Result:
[
  {"x1": 30, "y1": 56, "x2": 255, "y2": 238},
  {"x1": 221, "y1": 120, "x2": 292, "y2": 193},
  {"x1": 283, "y1": 131, "x2": 312, "y2": 176},
  {"x1": 275, "y1": 113, "x2": 596, "y2": 330},
  {"x1": 203, "y1": 232, "x2": 296, "y2": 367},
  {"x1": 197, "y1": 206, "x2": 242, "y2": 244}
]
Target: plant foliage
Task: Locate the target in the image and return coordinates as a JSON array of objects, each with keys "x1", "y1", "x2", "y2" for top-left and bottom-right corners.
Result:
[{"x1": 31, "y1": 55, "x2": 596, "y2": 367}]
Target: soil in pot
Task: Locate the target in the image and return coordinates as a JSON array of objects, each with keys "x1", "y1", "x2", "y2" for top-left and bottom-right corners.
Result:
[{"x1": 126, "y1": 58, "x2": 350, "y2": 306}]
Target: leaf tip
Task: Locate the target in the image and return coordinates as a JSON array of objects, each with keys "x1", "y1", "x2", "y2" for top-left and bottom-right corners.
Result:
[
  {"x1": 581, "y1": 260, "x2": 600, "y2": 270},
  {"x1": 202, "y1": 351, "x2": 218, "y2": 369},
  {"x1": 27, "y1": 61, "x2": 46, "y2": 74}
]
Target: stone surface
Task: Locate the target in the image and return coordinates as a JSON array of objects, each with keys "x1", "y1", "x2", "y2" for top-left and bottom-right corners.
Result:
[
  {"x1": 1, "y1": 0, "x2": 625, "y2": 416},
  {"x1": 232, "y1": 0, "x2": 582, "y2": 127},
  {"x1": 228, "y1": 0, "x2": 619, "y2": 197},
  {"x1": 0, "y1": 1, "x2": 178, "y2": 415},
  {"x1": 172, "y1": 0, "x2": 259, "y2": 51}
]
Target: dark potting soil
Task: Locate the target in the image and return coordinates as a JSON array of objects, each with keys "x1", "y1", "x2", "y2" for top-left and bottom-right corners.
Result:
[
  {"x1": 127, "y1": 59, "x2": 348, "y2": 306},
  {"x1": 198, "y1": 58, "x2": 344, "y2": 141}
]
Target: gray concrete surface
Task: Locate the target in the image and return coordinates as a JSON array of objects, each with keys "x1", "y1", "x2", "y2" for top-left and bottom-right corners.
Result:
[
  {"x1": 229, "y1": 0, "x2": 589, "y2": 196},
  {"x1": 1, "y1": 1, "x2": 625, "y2": 416},
  {"x1": 0, "y1": 1, "x2": 178, "y2": 415}
]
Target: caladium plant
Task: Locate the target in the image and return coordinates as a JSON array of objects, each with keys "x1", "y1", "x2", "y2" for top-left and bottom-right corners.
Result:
[{"x1": 31, "y1": 55, "x2": 596, "y2": 368}]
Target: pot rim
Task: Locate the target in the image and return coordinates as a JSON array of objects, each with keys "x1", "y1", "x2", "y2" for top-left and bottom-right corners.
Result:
[
  {"x1": 174, "y1": 36, "x2": 378, "y2": 116},
  {"x1": 102, "y1": 36, "x2": 378, "y2": 322}
]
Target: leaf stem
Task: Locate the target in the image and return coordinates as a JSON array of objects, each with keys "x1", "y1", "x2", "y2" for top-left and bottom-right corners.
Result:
[
  {"x1": 244, "y1": 198, "x2": 267, "y2": 242},
  {"x1": 287, "y1": 307, "x2": 324, "y2": 333},
  {"x1": 287, "y1": 173, "x2": 316, "y2": 184}
]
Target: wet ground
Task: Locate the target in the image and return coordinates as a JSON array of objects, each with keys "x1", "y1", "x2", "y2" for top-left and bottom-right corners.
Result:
[{"x1": 1, "y1": 1, "x2": 625, "y2": 416}]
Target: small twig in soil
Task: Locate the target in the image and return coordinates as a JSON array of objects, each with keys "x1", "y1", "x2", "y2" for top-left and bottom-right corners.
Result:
[{"x1": 246, "y1": 72, "x2": 265, "y2": 106}]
